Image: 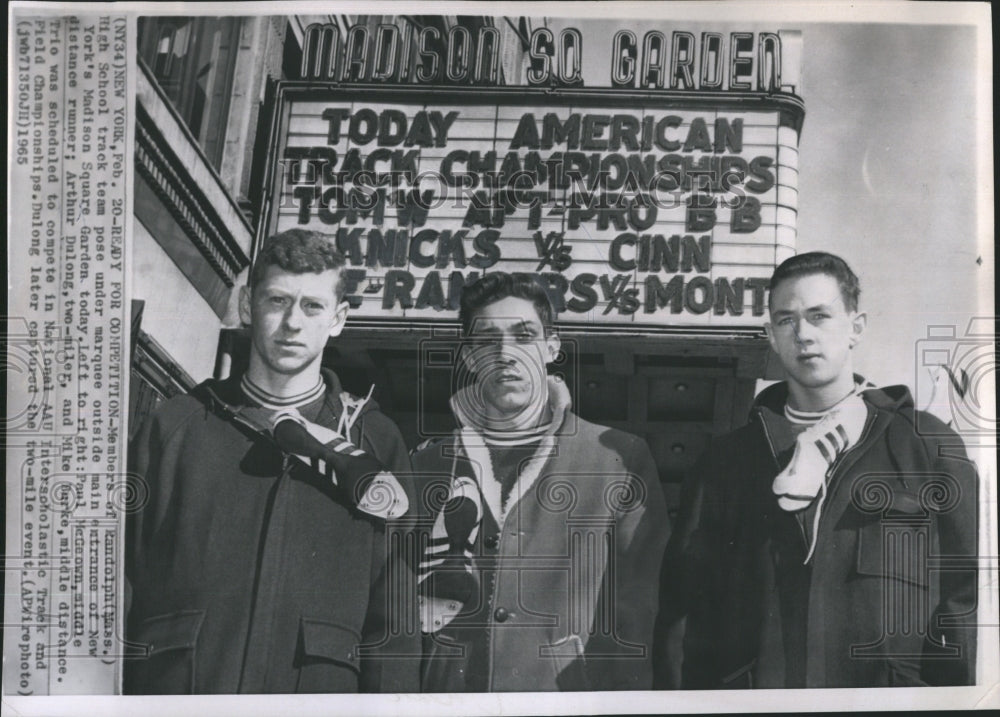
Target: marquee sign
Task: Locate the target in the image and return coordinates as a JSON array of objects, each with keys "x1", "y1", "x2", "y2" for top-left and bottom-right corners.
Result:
[
  {"x1": 299, "y1": 22, "x2": 788, "y2": 93},
  {"x1": 262, "y1": 24, "x2": 804, "y2": 329}
]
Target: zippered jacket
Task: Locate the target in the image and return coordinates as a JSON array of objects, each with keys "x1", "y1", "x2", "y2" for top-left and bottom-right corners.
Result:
[
  {"x1": 654, "y1": 379, "x2": 978, "y2": 688},
  {"x1": 124, "y1": 370, "x2": 420, "y2": 694}
]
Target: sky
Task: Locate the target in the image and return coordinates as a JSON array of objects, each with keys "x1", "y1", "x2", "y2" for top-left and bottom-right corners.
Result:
[
  {"x1": 545, "y1": 10, "x2": 992, "y2": 400},
  {"x1": 796, "y1": 22, "x2": 986, "y2": 391}
]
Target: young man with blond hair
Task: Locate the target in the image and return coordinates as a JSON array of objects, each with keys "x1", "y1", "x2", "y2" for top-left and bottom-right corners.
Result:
[{"x1": 126, "y1": 229, "x2": 419, "y2": 693}]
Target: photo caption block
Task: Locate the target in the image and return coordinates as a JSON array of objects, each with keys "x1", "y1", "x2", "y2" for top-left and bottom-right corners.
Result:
[{"x1": 6, "y1": 13, "x2": 130, "y2": 696}]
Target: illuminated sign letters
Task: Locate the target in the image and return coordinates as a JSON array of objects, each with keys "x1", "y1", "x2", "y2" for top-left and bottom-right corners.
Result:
[{"x1": 268, "y1": 22, "x2": 804, "y2": 328}]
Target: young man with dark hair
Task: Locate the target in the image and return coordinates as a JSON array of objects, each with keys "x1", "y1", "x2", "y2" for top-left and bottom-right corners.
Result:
[
  {"x1": 126, "y1": 228, "x2": 420, "y2": 694},
  {"x1": 654, "y1": 251, "x2": 978, "y2": 689},
  {"x1": 412, "y1": 272, "x2": 670, "y2": 692}
]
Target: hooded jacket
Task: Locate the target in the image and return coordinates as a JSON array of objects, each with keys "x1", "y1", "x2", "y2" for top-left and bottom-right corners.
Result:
[
  {"x1": 654, "y1": 379, "x2": 978, "y2": 689},
  {"x1": 412, "y1": 378, "x2": 670, "y2": 692},
  {"x1": 125, "y1": 369, "x2": 420, "y2": 694}
]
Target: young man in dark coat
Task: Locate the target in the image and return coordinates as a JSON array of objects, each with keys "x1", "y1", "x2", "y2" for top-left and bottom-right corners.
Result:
[
  {"x1": 412, "y1": 272, "x2": 670, "y2": 692},
  {"x1": 655, "y1": 252, "x2": 978, "y2": 689},
  {"x1": 125, "y1": 229, "x2": 420, "y2": 694}
]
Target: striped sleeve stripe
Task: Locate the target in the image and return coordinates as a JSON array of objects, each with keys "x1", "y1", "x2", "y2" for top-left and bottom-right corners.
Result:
[{"x1": 814, "y1": 439, "x2": 831, "y2": 463}]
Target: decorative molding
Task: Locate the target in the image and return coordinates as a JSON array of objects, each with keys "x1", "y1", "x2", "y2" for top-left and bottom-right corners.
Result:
[
  {"x1": 271, "y1": 80, "x2": 806, "y2": 124},
  {"x1": 134, "y1": 103, "x2": 250, "y2": 287},
  {"x1": 136, "y1": 57, "x2": 253, "y2": 237}
]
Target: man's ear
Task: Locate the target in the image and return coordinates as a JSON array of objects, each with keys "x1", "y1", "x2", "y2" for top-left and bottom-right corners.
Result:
[
  {"x1": 238, "y1": 285, "x2": 253, "y2": 326},
  {"x1": 328, "y1": 300, "x2": 350, "y2": 338},
  {"x1": 544, "y1": 332, "x2": 561, "y2": 364},
  {"x1": 849, "y1": 311, "x2": 868, "y2": 348}
]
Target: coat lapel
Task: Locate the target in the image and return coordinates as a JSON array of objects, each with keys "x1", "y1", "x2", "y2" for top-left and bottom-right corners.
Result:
[
  {"x1": 498, "y1": 435, "x2": 559, "y2": 524},
  {"x1": 458, "y1": 428, "x2": 561, "y2": 527}
]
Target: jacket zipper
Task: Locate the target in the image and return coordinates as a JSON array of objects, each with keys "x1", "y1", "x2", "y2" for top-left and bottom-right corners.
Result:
[
  {"x1": 757, "y1": 414, "x2": 812, "y2": 550},
  {"x1": 238, "y1": 455, "x2": 294, "y2": 691}
]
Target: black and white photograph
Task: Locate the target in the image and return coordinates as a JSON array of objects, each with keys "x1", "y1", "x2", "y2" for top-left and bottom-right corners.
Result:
[{"x1": 4, "y1": 1, "x2": 996, "y2": 714}]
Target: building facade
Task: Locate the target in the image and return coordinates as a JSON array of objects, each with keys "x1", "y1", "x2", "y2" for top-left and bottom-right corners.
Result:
[
  {"x1": 130, "y1": 14, "x2": 804, "y2": 519},
  {"x1": 129, "y1": 14, "x2": 541, "y2": 433}
]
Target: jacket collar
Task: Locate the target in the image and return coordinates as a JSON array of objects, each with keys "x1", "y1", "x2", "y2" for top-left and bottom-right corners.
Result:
[
  {"x1": 449, "y1": 375, "x2": 572, "y2": 438},
  {"x1": 752, "y1": 375, "x2": 914, "y2": 417},
  {"x1": 198, "y1": 367, "x2": 366, "y2": 429}
]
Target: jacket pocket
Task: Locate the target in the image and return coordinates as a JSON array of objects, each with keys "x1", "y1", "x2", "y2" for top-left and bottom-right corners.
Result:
[
  {"x1": 855, "y1": 512, "x2": 931, "y2": 588},
  {"x1": 127, "y1": 610, "x2": 205, "y2": 694},
  {"x1": 294, "y1": 617, "x2": 362, "y2": 693}
]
